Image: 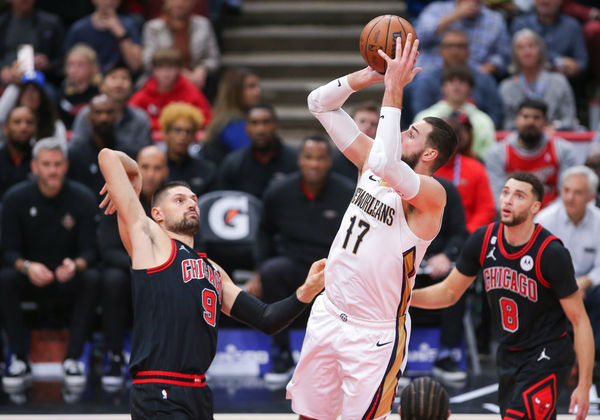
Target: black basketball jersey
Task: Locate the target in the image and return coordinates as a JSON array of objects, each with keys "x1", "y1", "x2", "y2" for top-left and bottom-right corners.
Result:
[
  {"x1": 456, "y1": 222, "x2": 578, "y2": 350},
  {"x1": 129, "y1": 239, "x2": 222, "y2": 376}
]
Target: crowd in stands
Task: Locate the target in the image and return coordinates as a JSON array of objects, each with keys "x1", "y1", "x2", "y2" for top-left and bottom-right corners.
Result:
[{"x1": 1, "y1": 0, "x2": 600, "y2": 403}]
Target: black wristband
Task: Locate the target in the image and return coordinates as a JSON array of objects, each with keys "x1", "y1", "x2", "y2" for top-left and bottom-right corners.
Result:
[
  {"x1": 117, "y1": 33, "x2": 130, "y2": 42},
  {"x1": 230, "y1": 291, "x2": 308, "y2": 335}
]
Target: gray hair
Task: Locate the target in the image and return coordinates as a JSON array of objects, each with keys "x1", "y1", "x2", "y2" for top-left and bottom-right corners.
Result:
[
  {"x1": 509, "y1": 28, "x2": 549, "y2": 75},
  {"x1": 560, "y1": 165, "x2": 599, "y2": 197},
  {"x1": 32, "y1": 137, "x2": 67, "y2": 160}
]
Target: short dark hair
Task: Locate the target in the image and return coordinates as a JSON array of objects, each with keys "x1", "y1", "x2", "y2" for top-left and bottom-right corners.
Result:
[
  {"x1": 104, "y1": 59, "x2": 131, "y2": 79},
  {"x1": 423, "y1": 116, "x2": 458, "y2": 172},
  {"x1": 400, "y1": 377, "x2": 449, "y2": 420},
  {"x1": 245, "y1": 103, "x2": 278, "y2": 121},
  {"x1": 517, "y1": 99, "x2": 548, "y2": 117},
  {"x1": 507, "y1": 171, "x2": 545, "y2": 202},
  {"x1": 301, "y1": 134, "x2": 332, "y2": 155},
  {"x1": 350, "y1": 101, "x2": 380, "y2": 118},
  {"x1": 441, "y1": 65, "x2": 474, "y2": 87},
  {"x1": 151, "y1": 181, "x2": 193, "y2": 208}
]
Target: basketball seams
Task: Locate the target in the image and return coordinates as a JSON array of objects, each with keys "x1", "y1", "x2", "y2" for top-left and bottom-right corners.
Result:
[
  {"x1": 365, "y1": 14, "x2": 386, "y2": 71},
  {"x1": 382, "y1": 15, "x2": 392, "y2": 73}
]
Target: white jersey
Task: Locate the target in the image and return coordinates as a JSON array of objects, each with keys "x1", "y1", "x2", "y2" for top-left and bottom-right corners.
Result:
[{"x1": 325, "y1": 169, "x2": 432, "y2": 321}]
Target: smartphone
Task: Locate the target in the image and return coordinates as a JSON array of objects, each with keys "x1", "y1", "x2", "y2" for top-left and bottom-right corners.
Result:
[{"x1": 17, "y1": 44, "x2": 34, "y2": 73}]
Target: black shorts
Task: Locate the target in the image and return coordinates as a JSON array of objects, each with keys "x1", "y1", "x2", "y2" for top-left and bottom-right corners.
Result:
[
  {"x1": 497, "y1": 337, "x2": 575, "y2": 420},
  {"x1": 130, "y1": 382, "x2": 214, "y2": 420}
]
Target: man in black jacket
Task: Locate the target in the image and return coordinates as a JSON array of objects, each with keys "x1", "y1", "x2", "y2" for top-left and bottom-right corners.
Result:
[
  {"x1": 217, "y1": 104, "x2": 297, "y2": 198},
  {"x1": 0, "y1": 138, "x2": 99, "y2": 388}
]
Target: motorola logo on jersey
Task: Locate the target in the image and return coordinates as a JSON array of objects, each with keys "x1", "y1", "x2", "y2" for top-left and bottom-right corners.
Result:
[
  {"x1": 483, "y1": 266, "x2": 538, "y2": 302},
  {"x1": 520, "y1": 255, "x2": 534, "y2": 271},
  {"x1": 208, "y1": 195, "x2": 250, "y2": 240}
]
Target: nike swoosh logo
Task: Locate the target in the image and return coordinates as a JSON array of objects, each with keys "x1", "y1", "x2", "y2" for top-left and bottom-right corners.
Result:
[
  {"x1": 380, "y1": 115, "x2": 385, "y2": 119},
  {"x1": 376, "y1": 340, "x2": 393, "y2": 347},
  {"x1": 337, "y1": 79, "x2": 341, "y2": 87},
  {"x1": 368, "y1": 175, "x2": 379, "y2": 182}
]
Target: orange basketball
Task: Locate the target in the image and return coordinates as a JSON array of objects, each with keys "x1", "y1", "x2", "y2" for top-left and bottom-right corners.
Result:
[{"x1": 359, "y1": 15, "x2": 418, "y2": 74}]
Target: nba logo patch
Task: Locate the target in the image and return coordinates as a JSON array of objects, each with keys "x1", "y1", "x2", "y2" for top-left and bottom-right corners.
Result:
[{"x1": 162, "y1": 389, "x2": 168, "y2": 400}]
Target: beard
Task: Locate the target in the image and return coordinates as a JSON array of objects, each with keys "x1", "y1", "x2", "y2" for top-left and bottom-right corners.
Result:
[
  {"x1": 518, "y1": 130, "x2": 542, "y2": 148},
  {"x1": 401, "y1": 152, "x2": 419, "y2": 170},
  {"x1": 167, "y1": 214, "x2": 199, "y2": 235},
  {"x1": 9, "y1": 138, "x2": 31, "y2": 154},
  {"x1": 501, "y1": 209, "x2": 528, "y2": 227}
]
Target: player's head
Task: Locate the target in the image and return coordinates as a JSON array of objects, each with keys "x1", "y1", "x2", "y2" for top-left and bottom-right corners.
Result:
[
  {"x1": 402, "y1": 117, "x2": 458, "y2": 174},
  {"x1": 137, "y1": 145, "x2": 169, "y2": 199},
  {"x1": 399, "y1": 377, "x2": 450, "y2": 420},
  {"x1": 298, "y1": 134, "x2": 332, "y2": 185},
  {"x1": 151, "y1": 181, "x2": 199, "y2": 236},
  {"x1": 559, "y1": 165, "x2": 598, "y2": 223},
  {"x1": 501, "y1": 171, "x2": 544, "y2": 226},
  {"x1": 31, "y1": 137, "x2": 69, "y2": 196},
  {"x1": 351, "y1": 101, "x2": 379, "y2": 138}
]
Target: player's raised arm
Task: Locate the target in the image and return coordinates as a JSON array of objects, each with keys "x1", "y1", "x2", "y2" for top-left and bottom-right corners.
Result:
[
  {"x1": 98, "y1": 148, "x2": 164, "y2": 260},
  {"x1": 307, "y1": 65, "x2": 383, "y2": 171},
  {"x1": 218, "y1": 258, "x2": 325, "y2": 335}
]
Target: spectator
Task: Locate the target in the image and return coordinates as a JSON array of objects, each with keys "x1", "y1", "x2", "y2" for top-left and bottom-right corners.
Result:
[
  {"x1": 332, "y1": 101, "x2": 379, "y2": 181},
  {"x1": 409, "y1": 29, "x2": 503, "y2": 127},
  {"x1": 500, "y1": 29, "x2": 577, "y2": 130},
  {"x1": 0, "y1": 69, "x2": 66, "y2": 142},
  {"x1": 414, "y1": 0, "x2": 511, "y2": 76},
  {"x1": 511, "y1": 0, "x2": 588, "y2": 78},
  {"x1": 69, "y1": 94, "x2": 147, "y2": 198},
  {"x1": 410, "y1": 176, "x2": 469, "y2": 381},
  {"x1": 70, "y1": 61, "x2": 152, "y2": 153},
  {"x1": 217, "y1": 104, "x2": 298, "y2": 198},
  {"x1": 414, "y1": 65, "x2": 496, "y2": 160},
  {"x1": 0, "y1": 0, "x2": 66, "y2": 87},
  {"x1": 486, "y1": 99, "x2": 578, "y2": 210},
  {"x1": 64, "y1": 0, "x2": 142, "y2": 74},
  {"x1": 535, "y1": 166, "x2": 600, "y2": 359},
  {"x1": 0, "y1": 138, "x2": 99, "y2": 388},
  {"x1": 585, "y1": 141, "x2": 600, "y2": 206},
  {"x1": 436, "y1": 114, "x2": 496, "y2": 232},
  {"x1": 562, "y1": 0, "x2": 600, "y2": 84},
  {"x1": 59, "y1": 44, "x2": 101, "y2": 129},
  {"x1": 253, "y1": 135, "x2": 355, "y2": 384},
  {"x1": 142, "y1": 0, "x2": 220, "y2": 94},
  {"x1": 129, "y1": 48, "x2": 212, "y2": 133},
  {"x1": 399, "y1": 377, "x2": 451, "y2": 420},
  {"x1": 0, "y1": 106, "x2": 36, "y2": 200},
  {"x1": 98, "y1": 145, "x2": 169, "y2": 387},
  {"x1": 159, "y1": 102, "x2": 217, "y2": 197},
  {"x1": 202, "y1": 67, "x2": 261, "y2": 164}
]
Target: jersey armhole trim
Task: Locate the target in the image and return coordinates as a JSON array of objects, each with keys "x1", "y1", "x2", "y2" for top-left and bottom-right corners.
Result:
[
  {"x1": 535, "y1": 235, "x2": 558, "y2": 288},
  {"x1": 147, "y1": 239, "x2": 177, "y2": 274},
  {"x1": 479, "y1": 223, "x2": 496, "y2": 266}
]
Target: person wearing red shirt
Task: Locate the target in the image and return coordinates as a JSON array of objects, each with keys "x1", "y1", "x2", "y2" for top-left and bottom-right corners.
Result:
[
  {"x1": 129, "y1": 48, "x2": 212, "y2": 135},
  {"x1": 436, "y1": 112, "x2": 496, "y2": 232}
]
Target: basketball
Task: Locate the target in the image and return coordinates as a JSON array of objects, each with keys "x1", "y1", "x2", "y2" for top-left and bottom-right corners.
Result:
[{"x1": 359, "y1": 15, "x2": 418, "y2": 74}]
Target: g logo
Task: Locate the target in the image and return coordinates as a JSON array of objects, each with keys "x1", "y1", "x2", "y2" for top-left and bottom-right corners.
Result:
[{"x1": 208, "y1": 195, "x2": 250, "y2": 240}]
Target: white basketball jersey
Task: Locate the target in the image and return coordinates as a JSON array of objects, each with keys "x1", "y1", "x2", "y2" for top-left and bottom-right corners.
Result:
[{"x1": 325, "y1": 169, "x2": 432, "y2": 321}]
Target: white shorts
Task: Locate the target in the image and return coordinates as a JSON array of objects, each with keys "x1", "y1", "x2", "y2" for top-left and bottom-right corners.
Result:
[{"x1": 286, "y1": 294, "x2": 411, "y2": 420}]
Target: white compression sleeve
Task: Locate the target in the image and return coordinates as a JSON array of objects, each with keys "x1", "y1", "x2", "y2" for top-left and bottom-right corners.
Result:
[
  {"x1": 367, "y1": 107, "x2": 421, "y2": 199},
  {"x1": 307, "y1": 76, "x2": 361, "y2": 152}
]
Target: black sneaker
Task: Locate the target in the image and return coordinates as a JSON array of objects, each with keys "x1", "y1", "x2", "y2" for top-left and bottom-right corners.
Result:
[
  {"x1": 2, "y1": 355, "x2": 31, "y2": 388},
  {"x1": 433, "y1": 356, "x2": 467, "y2": 382},
  {"x1": 62, "y1": 358, "x2": 86, "y2": 387},
  {"x1": 264, "y1": 350, "x2": 294, "y2": 385},
  {"x1": 101, "y1": 352, "x2": 124, "y2": 388}
]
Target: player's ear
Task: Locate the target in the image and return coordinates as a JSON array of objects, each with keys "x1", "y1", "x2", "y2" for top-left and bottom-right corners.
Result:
[
  {"x1": 423, "y1": 147, "x2": 438, "y2": 162},
  {"x1": 531, "y1": 200, "x2": 541, "y2": 215},
  {"x1": 151, "y1": 207, "x2": 163, "y2": 223}
]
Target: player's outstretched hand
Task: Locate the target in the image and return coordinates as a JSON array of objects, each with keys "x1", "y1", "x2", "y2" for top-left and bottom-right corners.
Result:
[
  {"x1": 377, "y1": 33, "x2": 421, "y2": 90},
  {"x1": 570, "y1": 384, "x2": 590, "y2": 420},
  {"x1": 296, "y1": 258, "x2": 326, "y2": 303},
  {"x1": 99, "y1": 183, "x2": 117, "y2": 215}
]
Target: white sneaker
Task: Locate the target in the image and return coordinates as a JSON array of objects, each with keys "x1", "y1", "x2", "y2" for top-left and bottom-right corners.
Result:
[
  {"x1": 62, "y1": 358, "x2": 86, "y2": 387},
  {"x1": 2, "y1": 355, "x2": 31, "y2": 388}
]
